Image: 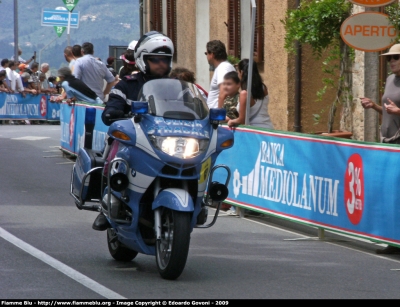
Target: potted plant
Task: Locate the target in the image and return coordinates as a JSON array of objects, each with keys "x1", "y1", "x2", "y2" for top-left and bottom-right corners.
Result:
[{"x1": 282, "y1": 0, "x2": 353, "y2": 138}]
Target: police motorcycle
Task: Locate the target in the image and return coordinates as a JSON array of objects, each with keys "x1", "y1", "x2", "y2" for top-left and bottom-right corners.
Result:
[{"x1": 70, "y1": 78, "x2": 234, "y2": 280}]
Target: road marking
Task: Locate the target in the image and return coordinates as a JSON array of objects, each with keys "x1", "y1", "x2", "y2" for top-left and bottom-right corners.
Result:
[
  {"x1": 43, "y1": 155, "x2": 64, "y2": 158},
  {"x1": 0, "y1": 227, "x2": 126, "y2": 299},
  {"x1": 11, "y1": 136, "x2": 50, "y2": 141}
]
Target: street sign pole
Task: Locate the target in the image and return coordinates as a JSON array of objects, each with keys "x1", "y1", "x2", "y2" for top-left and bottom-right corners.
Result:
[
  {"x1": 62, "y1": 0, "x2": 80, "y2": 46},
  {"x1": 14, "y1": 0, "x2": 19, "y2": 64},
  {"x1": 245, "y1": 0, "x2": 256, "y2": 126},
  {"x1": 67, "y1": 11, "x2": 71, "y2": 46}
]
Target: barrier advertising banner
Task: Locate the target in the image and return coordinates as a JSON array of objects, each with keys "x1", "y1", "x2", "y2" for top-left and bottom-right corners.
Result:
[
  {"x1": 0, "y1": 93, "x2": 60, "y2": 121},
  {"x1": 216, "y1": 127, "x2": 400, "y2": 247},
  {"x1": 60, "y1": 103, "x2": 107, "y2": 155}
]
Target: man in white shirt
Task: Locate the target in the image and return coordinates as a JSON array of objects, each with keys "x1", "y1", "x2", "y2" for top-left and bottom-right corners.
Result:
[
  {"x1": 205, "y1": 40, "x2": 235, "y2": 109},
  {"x1": 73, "y1": 42, "x2": 115, "y2": 102},
  {"x1": 5, "y1": 61, "x2": 19, "y2": 92}
]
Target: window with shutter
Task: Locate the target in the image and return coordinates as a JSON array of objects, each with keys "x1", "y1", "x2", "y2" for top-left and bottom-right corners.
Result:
[
  {"x1": 167, "y1": 0, "x2": 177, "y2": 60},
  {"x1": 227, "y1": 0, "x2": 241, "y2": 59},
  {"x1": 151, "y1": 0, "x2": 163, "y2": 32},
  {"x1": 253, "y1": 0, "x2": 264, "y2": 63}
]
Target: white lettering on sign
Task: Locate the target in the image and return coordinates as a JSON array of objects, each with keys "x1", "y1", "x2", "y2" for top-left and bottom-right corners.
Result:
[
  {"x1": 340, "y1": 12, "x2": 398, "y2": 52},
  {"x1": 5, "y1": 103, "x2": 39, "y2": 116},
  {"x1": 61, "y1": 122, "x2": 70, "y2": 144},
  {"x1": 232, "y1": 142, "x2": 340, "y2": 218}
]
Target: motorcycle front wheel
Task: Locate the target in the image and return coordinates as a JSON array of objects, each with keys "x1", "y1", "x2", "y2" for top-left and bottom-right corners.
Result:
[
  {"x1": 107, "y1": 228, "x2": 138, "y2": 262},
  {"x1": 156, "y1": 209, "x2": 191, "y2": 280}
]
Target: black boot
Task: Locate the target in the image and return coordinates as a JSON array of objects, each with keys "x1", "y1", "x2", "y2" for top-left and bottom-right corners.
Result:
[{"x1": 92, "y1": 212, "x2": 111, "y2": 231}]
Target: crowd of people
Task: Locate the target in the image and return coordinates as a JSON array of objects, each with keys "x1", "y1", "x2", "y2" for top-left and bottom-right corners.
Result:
[
  {"x1": 0, "y1": 50, "x2": 60, "y2": 124},
  {"x1": 0, "y1": 36, "x2": 273, "y2": 134}
]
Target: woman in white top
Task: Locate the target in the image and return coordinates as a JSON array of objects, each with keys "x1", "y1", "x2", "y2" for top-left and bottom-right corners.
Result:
[{"x1": 227, "y1": 59, "x2": 273, "y2": 129}]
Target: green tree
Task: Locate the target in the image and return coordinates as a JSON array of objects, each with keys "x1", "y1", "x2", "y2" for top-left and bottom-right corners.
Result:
[{"x1": 282, "y1": 0, "x2": 353, "y2": 133}]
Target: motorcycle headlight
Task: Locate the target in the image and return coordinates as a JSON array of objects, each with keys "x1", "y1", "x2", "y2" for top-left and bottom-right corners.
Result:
[{"x1": 150, "y1": 136, "x2": 209, "y2": 159}]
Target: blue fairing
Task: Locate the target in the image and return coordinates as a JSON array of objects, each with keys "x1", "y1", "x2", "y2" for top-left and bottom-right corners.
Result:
[
  {"x1": 216, "y1": 126, "x2": 234, "y2": 152},
  {"x1": 108, "y1": 119, "x2": 137, "y2": 146},
  {"x1": 152, "y1": 188, "x2": 194, "y2": 212}
]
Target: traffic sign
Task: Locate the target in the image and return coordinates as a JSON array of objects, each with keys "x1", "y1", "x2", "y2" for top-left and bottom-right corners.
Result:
[
  {"x1": 41, "y1": 9, "x2": 79, "y2": 28},
  {"x1": 340, "y1": 12, "x2": 397, "y2": 52},
  {"x1": 54, "y1": 26, "x2": 66, "y2": 38},
  {"x1": 349, "y1": 0, "x2": 396, "y2": 7},
  {"x1": 63, "y1": 0, "x2": 80, "y2": 12}
]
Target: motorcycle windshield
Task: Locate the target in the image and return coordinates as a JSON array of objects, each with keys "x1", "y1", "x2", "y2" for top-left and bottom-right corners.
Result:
[{"x1": 137, "y1": 79, "x2": 209, "y2": 120}]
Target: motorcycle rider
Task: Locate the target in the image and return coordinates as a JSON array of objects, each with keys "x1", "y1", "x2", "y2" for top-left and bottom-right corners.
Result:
[{"x1": 93, "y1": 31, "x2": 175, "y2": 231}]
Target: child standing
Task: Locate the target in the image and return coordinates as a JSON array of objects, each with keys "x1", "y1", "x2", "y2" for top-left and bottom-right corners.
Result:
[
  {"x1": 222, "y1": 71, "x2": 240, "y2": 121},
  {"x1": 222, "y1": 71, "x2": 240, "y2": 215}
]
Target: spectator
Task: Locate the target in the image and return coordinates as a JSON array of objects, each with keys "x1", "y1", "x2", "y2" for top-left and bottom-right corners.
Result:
[
  {"x1": 64, "y1": 46, "x2": 76, "y2": 72},
  {"x1": 0, "y1": 59, "x2": 11, "y2": 93},
  {"x1": 57, "y1": 67, "x2": 102, "y2": 105},
  {"x1": 360, "y1": 44, "x2": 400, "y2": 254},
  {"x1": 48, "y1": 76, "x2": 57, "y2": 89},
  {"x1": 20, "y1": 72, "x2": 37, "y2": 95},
  {"x1": 169, "y1": 67, "x2": 208, "y2": 100},
  {"x1": 0, "y1": 59, "x2": 9, "y2": 72},
  {"x1": 106, "y1": 56, "x2": 115, "y2": 69},
  {"x1": 0, "y1": 70, "x2": 11, "y2": 93},
  {"x1": 5, "y1": 61, "x2": 19, "y2": 93},
  {"x1": 18, "y1": 63, "x2": 28, "y2": 75},
  {"x1": 119, "y1": 50, "x2": 138, "y2": 78},
  {"x1": 205, "y1": 40, "x2": 235, "y2": 109},
  {"x1": 73, "y1": 42, "x2": 115, "y2": 102},
  {"x1": 30, "y1": 62, "x2": 40, "y2": 92},
  {"x1": 222, "y1": 71, "x2": 240, "y2": 121},
  {"x1": 118, "y1": 40, "x2": 138, "y2": 77},
  {"x1": 227, "y1": 59, "x2": 273, "y2": 129},
  {"x1": 72, "y1": 45, "x2": 82, "y2": 59},
  {"x1": 106, "y1": 56, "x2": 117, "y2": 77},
  {"x1": 11, "y1": 47, "x2": 34, "y2": 65},
  {"x1": 40, "y1": 63, "x2": 51, "y2": 78},
  {"x1": 38, "y1": 73, "x2": 55, "y2": 94}
]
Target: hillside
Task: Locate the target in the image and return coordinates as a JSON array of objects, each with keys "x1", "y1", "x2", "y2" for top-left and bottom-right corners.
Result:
[{"x1": 0, "y1": 0, "x2": 140, "y2": 74}]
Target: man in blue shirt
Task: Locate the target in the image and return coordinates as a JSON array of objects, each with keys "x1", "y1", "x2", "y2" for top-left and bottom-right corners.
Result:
[{"x1": 73, "y1": 42, "x2": 116, "y2": 103}]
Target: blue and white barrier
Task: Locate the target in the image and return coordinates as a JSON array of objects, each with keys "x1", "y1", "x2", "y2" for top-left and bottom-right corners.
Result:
[
  {"x1": 60, "y1": 102, "x2": 400, "y2": 247},
  {"x1": 0, "y1": 92, "x2": 60, "y2": 121},
  {"x1": 60, "y1": 102, "x2": 107, "y2": 155}
]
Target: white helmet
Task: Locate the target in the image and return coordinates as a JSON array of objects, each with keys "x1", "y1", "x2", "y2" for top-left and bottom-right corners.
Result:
[
  {"x1": 134, "y1": 31, "x2": 174, "y2": 75},
  {"x1": 128, "y1": 40, "x2": 138, "y2": 51}
]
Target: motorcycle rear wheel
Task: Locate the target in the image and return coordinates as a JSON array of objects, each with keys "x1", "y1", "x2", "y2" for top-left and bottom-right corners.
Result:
[
  {"x1": 107, "y1": 228, "x2": 138, "y2": 262},
  {"x1": 156, "y1": 209, "x2": 191, "y2": 280}
]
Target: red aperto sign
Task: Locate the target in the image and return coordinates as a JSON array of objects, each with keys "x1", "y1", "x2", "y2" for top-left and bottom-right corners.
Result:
[
  {"x1": 340, "y1": 12, "x2": 398, "y2": 52},
  {"x1": 349, "y1": 0, "x2": 396, "y2": 7}
]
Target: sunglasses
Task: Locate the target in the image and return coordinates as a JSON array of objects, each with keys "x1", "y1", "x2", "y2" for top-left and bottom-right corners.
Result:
[
  {"x1": 387, "y1": 55, "x2": 400, "y2": 62},
  {"x1": 147, "y1": 57, "x2": 170, "y2": 64}
]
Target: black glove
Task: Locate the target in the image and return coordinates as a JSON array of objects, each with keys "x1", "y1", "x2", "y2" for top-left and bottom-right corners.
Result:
[
  {"x1": 106, "y1": 110, "x2": 125, "y2": 119},
  {"x1": 102, "y1": 109, "x2": 125, "y2": 126}
]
